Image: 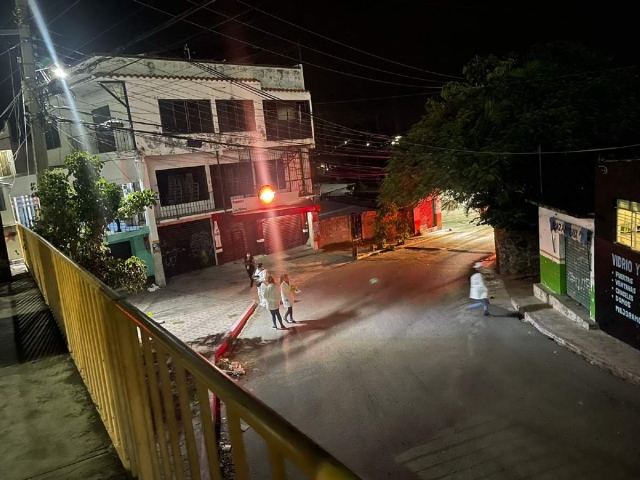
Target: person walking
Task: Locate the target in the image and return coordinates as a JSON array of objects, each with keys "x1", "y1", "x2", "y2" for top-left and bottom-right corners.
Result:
[
  {"x1": 253, "y1": 263, "x2": 268, "y2": 308},
  {"x1": 244, "y1": 252, "x2": 256, "y2": 287},
  {"x1": 467, "y1": 261, "x2": 490, "y2": 316},
  {"x1": 280, "y1": 274, "x2": 296, "y2": 323},
  {"x1": 264, "y1": 276, "x2": 286, "y2": 329}
]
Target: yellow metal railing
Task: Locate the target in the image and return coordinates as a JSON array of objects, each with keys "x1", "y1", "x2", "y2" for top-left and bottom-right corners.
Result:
[{"x1": 18, "y1": 224, "x2": 360, "y2": 480}]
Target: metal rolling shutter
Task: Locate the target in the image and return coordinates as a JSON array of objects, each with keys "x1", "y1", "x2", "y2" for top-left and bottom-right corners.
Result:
[
  {"x1": 217, "y1": 217, "x2": 257, "y2": 265},
  {"x1": 565, "y1": 236, "x2": 591, "y2": 309},
  {"x1": 264, "y1": 214, "x2": 304, "y2": 255},
  {"x1": 158, "y1": 219, "x2": 216, "y2": 278}
]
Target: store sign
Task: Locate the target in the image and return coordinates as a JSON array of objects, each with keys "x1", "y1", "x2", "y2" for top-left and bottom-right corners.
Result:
[
  {"x1": 549, "y1": 217, "x2": 590, "y2": 245},
  {"x1": 611, "y1": 252, "x2": 640, "y2": 324},
  {"x1": 231, "y1": 191, "x2": 301, "y2": 214}
]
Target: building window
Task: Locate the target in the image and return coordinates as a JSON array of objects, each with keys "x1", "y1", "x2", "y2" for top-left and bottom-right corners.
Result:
[
  {"x1": 616, "y1": 199, "x2": 640, "y2": 251},
  {"x1": 158, "y1": 100, "x2": 215, "y2": 134},
  {"x1": 263, "y1": 100, "x2": 312, "y2": 141},
  {"x1": 156, "y1": 166, "x2": 210, "y2": 205},
  {"x1": 0, "y1": 150, "x2": 14, "y2": 177},
  {"x1": 216, "y1": 100, "x2": 256, "y2": 133}
]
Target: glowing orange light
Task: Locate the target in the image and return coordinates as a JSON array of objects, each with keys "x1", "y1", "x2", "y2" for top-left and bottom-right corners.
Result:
[{"x1": 259, "y1": 185, "x2": 276, "y2": 206}]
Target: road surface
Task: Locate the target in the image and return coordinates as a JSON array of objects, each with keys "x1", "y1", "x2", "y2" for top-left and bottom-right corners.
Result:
[{"x1": 232, "y1": 219, "x2": 640, "y2": 480}]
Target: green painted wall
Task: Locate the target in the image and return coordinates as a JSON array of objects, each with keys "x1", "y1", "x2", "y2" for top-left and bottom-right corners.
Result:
[
  {"x1": 105, "y1": 227, "x2": 154, "y2": 277},
  {"x1": 540, "y1": 254, "x2": 566, "y2": 294}
]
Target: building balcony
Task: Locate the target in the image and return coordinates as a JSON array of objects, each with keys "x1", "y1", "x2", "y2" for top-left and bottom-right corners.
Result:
[
  {"x1": 155, "y1": 194, "x2": 217, "y2": 221},
  {"x1": 71, "y1": 129, "x2": 136, "y2": 156}
]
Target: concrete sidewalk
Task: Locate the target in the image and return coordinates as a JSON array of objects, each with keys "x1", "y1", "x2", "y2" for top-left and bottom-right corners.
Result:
[
  {"x1": 0, "y1": 273, "x2": 126, "y2": 480},
  {"x1": 128, "y1": 245, "x2": 354, "y2": 356},
  {"x1": 509, "y1": 283, "x2": 640, "y2": 387}
]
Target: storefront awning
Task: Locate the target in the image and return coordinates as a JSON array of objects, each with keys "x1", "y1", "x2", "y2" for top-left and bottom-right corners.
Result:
[{"x1": 212, "y1": 203, "x2": 320, "y2": 222}]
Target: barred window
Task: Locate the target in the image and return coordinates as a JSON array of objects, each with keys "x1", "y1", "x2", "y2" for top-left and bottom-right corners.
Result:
[
  {"x1": 216, "y1": 100, "x2": 256, "y2": 133},
  {"x1": 158, "y1": 100, "x2": 215, "y2": 134},
  {"x1": 616, "y1": 199, "x2": 640, "y2": 251}
]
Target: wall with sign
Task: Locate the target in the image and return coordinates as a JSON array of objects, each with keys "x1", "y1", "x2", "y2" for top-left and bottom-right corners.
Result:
[
  {"x1": 538, "y1": 206, "x2": 595, "y2": 317},
  {"x1": 595, "y1": 161, "x2": 640, "y2": 349}
]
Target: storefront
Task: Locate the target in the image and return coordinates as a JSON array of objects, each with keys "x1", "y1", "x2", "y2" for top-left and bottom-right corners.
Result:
[
  {"x1": 595, "y1": 160, "x2": 640, "y2": 349},
  {"x1": 212, "y1": 191, "x2": 320, "y2": 265},
  {"x1": 157, "y1": 218, "x2": 216, "y2": 278},
  {"x1": 538, "y1": 206, "x2": 595, "y2": 318}
]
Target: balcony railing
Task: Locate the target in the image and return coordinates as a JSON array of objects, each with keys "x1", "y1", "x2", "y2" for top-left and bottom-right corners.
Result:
[
  {"x1": 71, "y1": 129, "x2": 135, "y2": 156},
  {"x1": 17, "y1": 225, "x2": 360, "y2": 480},
  {"x1": 106, "y1": 214, "x2": 147, "y2": 235},
  {"x1": 155, "y1": 193, "x2": 217, "y2": 221}
]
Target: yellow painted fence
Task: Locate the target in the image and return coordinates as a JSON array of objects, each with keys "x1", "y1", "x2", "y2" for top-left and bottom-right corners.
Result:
[{"x1": 18, "y1": 225, "x2": 360, "y2": 480}]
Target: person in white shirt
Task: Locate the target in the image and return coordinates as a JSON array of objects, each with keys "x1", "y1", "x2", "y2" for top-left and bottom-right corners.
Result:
[
  {"x1": 264, "y1": 276, "x2": 286, "y2": 329},
  {"x1": 253, "y1": 263, "x2": 268, "y2": 308},
  {"x1": 280, "y1": 273, "x2": 296, "y2": 323},
  {"x1": 466, "y1": 262, "x2": 490, "y2": 316}
]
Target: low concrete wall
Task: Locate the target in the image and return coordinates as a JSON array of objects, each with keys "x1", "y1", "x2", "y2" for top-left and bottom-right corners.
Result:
[{"x1": 495, "y1": 228, "x2": 540, "y2": 277}]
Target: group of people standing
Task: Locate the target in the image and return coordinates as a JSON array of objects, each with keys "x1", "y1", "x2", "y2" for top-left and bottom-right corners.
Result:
[{"x1": 244, "y1": 253, "x2": 298, "y2": 329}]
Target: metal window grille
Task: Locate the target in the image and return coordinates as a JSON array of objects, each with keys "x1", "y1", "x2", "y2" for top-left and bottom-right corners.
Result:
[
  {"x1": 616, "y1": 199, "x2": 640, "y2": 251},
  {"x1": 158, "y1": 99, "x2": 215, "y2": 134},
  {"x1": 263, "y1": 101, "x2": 312, "y2": 140},
  {"x1": 215, "y1": 100, "x2": 256, "y2": 133}
]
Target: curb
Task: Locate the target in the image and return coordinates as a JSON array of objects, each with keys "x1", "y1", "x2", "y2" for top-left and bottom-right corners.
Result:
[
  {"x1": 524, "y1": 312, "x2": 640, "y2": 387},
  {"x1": 214, "y1": 300, "x2": 258, "y2": 361},
  {"x1": 355, "y1": 230, "x2": 458, "y2": 260},
  {"x1": 211, "y1": 300, "x2": 258, "y2": 435}
]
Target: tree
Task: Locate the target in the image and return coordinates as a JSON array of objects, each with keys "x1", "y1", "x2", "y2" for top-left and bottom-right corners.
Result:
[
  {"x1": 381, "y1": 43, "x2": 640, "y2": 231},
  {"x1": 32, "y1": 152, "x2": 158, "y2": 293}
]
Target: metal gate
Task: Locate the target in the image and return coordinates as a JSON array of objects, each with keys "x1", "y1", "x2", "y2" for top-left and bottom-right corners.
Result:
[
  {"x1": 565, "y1": 236, "x2": 591, "y2": 309},
  {"x1": 158, "y1": 219, "x2": 216, "y2": 278},
  {"x1": 264, "y1": 214, "x2": 304, "y2": 254}
]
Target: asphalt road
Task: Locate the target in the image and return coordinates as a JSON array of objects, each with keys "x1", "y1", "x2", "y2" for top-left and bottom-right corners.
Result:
[{"x1": 232, "y1": 221, "x2": 640, "y2": 480}]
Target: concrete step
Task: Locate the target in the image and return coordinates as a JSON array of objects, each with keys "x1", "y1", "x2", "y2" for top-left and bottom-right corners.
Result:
[
  {"x1": 533, "y1": 283, "x2": 598, "y2": 331},
  {"x1": 510, "y1": 296, "x2": 550, "y2": 315}
]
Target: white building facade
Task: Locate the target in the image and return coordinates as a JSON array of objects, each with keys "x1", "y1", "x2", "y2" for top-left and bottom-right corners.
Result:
[{"x1": 1, "y1": 55, "x2": 319, "y2": 285}]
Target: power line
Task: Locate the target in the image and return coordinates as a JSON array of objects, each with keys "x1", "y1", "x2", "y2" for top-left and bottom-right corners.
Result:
[
  {"x1": 133, "y1": 0, "x2": 439, "y2": 89},
  {"x1": 315, "y1": 92, "x2": 440, "y2": 104},
  {"x1": 192, "y1": 2, "x2": 448, "y2": 85},
  {"x1": 233, "y1": 0, "x2": 463, "y2": 80}
]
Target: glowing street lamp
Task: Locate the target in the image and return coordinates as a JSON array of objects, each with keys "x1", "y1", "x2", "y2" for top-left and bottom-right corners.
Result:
[
  {"x1": 51, "y1": 65, "x2": 67, "y2": 79},
  {"x1": 258, "y1": 185, "x2": 276, "y2": 206}
]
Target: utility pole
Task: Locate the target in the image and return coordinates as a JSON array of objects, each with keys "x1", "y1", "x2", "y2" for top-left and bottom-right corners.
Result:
[{"x1": 15, "y1": 0, "x2": 49, "y2": 180}]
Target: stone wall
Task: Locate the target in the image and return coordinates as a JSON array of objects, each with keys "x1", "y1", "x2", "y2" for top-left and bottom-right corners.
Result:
[{"x1": 494, "y1": 228, "x2": 540, "y2": 277}]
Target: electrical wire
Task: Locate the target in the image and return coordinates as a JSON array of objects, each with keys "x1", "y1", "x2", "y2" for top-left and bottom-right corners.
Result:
[
  {"x1": 133, "y1": 0, "x2": 440, "y2": 89},
  {"x1": 190, "y1": 2, "x2": 448, "y2": 85},
  {"x1": 233, "y1": 0, "x2": 463, "y2": 80}
]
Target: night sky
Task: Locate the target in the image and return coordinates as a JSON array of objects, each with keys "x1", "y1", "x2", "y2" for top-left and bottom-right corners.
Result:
[{"x1": 1, "y1": 0, "x2": 638, "y2": 137}]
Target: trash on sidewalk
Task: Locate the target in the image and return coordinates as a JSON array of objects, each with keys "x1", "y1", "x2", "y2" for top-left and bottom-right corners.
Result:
[
  {"x1": 147, "y1": 284, "x2": 160, "y2": 292},
  {"x1": 216, "y1": 358, "x2": 246, "y2": 378}
]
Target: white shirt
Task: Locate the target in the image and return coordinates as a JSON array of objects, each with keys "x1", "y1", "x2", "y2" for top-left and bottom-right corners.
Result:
[
  {"x1": 264, "y1": 283, "x2": 280, "y2": 310},
  {"x1": 281, "y1": 281, "x2": 292, "y2": 308},
  {"x1": 255, "y1": 268, "x2": 268, "y2": 284},
  {"x1": 469, "y1": 272, "x2": 488, "y2": 300}
]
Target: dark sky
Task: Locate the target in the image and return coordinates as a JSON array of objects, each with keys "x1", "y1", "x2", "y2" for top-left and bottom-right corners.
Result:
[{"x1": 1, "y1": 0, "x2": 638, "y2": 138}]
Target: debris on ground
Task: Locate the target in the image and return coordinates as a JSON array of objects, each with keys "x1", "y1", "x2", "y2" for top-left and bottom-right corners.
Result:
[
  {"x1": 147, "y1": 284, "x2": 160, "y2": 292},
  {"x1": 216, "y1": 358, "x2": 247, "y2": 378},
  {"x1": 220, "y1": 444, "x2": 232, "y2": 453}
]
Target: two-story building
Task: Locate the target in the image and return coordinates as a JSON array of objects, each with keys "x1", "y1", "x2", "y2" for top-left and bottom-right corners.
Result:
[{"x1": 1, "y1": 55, "x2": 319, "y2": 286}]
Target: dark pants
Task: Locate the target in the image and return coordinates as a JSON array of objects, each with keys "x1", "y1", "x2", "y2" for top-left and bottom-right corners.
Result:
[
  {"x1": 284, "y1": 306, "x2": 293, "y2": 322},
  {"x1": 270, "y1": 309, "x2": 284, "y2": 328},
  {"x1": 246, "y1": 268, "x2": 255, "y2": 287}
]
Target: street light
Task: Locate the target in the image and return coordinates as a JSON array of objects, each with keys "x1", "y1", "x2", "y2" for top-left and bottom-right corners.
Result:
[
  {"x1": 258, "y1": 185, "x2": 276, "y2": 206},
  {"x1": 51, "y1": 65, "x2": 67, "y2": 79}
]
